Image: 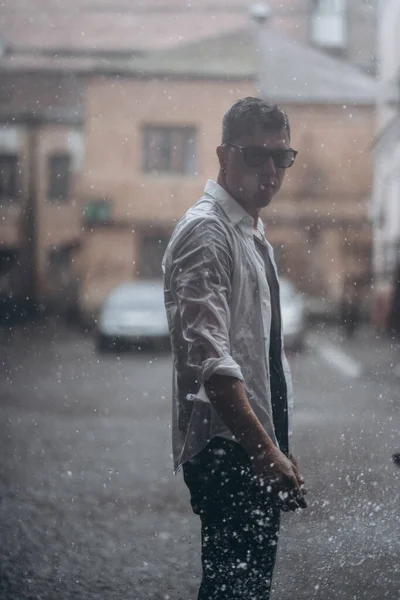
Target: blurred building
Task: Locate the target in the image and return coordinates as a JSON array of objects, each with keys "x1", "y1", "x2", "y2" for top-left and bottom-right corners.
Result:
[
  {"x1": 78, "y1": 25, "x2": 376, "y2": 318},
  {"x1": 0, "y1": 1, "x2": 378, "y2": 320},
  {"x1": 371, "y1": 0, "x2": 400, "y2": 334},
  {"x1": 0, "y1": 65, "x2": 85, "y2": 315}
]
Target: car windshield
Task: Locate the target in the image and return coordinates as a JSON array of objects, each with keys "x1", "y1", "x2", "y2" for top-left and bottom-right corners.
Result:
[
  {"x1": 107, "y1": 284, "x2": 164, "y2": 310},
  {"x1": 280, "y1": 279, "x2": 296, "y2": 301}
]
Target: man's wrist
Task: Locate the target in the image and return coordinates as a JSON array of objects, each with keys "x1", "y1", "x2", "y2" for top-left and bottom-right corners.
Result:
[
  {"x1": 204, "y1": 374, "x2": 277, "y2": 461},
  {"x1": 241, "y1": 435, "x2": 276, "y2": 461}
]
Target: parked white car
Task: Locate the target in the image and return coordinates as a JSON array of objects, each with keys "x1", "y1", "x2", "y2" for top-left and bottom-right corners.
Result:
[
  {"x1": 96, "y1": 280, "x2": 169, "y2": 352},
  {"x1": 96, "y1": 276, "x2": 306, "y2": 353},
  {"x1": 280, "y1": 277, "x2": 307, "y2": 351}
]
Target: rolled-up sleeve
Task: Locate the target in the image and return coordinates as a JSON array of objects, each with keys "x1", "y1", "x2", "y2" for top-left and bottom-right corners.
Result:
[{"x1": 170, "y1": 219, "x2": 243, "y2": 383}]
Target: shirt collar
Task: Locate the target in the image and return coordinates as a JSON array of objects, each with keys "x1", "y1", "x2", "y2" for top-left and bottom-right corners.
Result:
[
  {"x1": 204, "y1": 180, "x2": 253, "y2": 228},
  {"x1": 204, "y1": 179, "x2": 264, "y2": 234},
  {"x1": 204, "y1": 179, "x2": 266, "y2": 236}
]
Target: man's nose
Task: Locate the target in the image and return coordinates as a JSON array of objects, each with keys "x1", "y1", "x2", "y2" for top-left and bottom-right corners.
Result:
[{"x1": 263, "y1": 155, "x2": 277, "y2": 175}]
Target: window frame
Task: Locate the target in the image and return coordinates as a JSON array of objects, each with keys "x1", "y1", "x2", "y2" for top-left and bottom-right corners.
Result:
[
  {"x1": 135, "y1": 227, "x2": 172, "y2": 279},
  {"x1": 142, "y1": 125, "x2": 197, "y2": 176}
]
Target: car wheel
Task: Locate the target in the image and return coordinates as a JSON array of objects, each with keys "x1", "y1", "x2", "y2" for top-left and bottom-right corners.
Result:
[
  {"x1": 96, "y1": 333, "x2": 111, "y2": 353},
  {"x1": 294, "y1": 334, "x2": 306, "y2": 353}
]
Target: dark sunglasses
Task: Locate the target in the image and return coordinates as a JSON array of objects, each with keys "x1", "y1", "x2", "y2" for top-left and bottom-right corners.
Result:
[{"x1": 225, "y1": 143, "x2": 297, "y2": 169}]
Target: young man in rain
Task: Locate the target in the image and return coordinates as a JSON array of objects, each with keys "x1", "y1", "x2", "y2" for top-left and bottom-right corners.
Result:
[{"x1": 163, "y1": 97, "x2": 307, "y2": 600}]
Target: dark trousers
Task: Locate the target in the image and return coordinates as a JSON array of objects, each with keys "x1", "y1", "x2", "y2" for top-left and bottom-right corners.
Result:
[{"x1": 183, "y1": 437, "x2": 280, "y2": 600}]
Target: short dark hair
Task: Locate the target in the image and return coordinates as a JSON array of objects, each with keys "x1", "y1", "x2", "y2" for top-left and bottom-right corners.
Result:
[{"x1": 221, "y1": 96, "x2": 291, "y2": 144}]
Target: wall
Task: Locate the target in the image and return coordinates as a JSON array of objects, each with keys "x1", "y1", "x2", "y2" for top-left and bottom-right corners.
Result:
[{"x1": 80, "y1": 75, "x2": 375, "y2": 314}]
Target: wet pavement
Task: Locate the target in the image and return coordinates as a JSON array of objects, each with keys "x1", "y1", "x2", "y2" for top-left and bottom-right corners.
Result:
[{"x1": 0, "y1": 320, "x2": 399, "y2": 599}]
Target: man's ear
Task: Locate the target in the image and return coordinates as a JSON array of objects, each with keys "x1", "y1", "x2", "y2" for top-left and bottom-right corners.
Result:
[{"x1": 216, "y1": 145, "x2": 227, "y2": 171}]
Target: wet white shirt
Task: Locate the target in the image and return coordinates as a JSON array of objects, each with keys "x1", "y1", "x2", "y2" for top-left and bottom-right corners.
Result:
[{"x1": 162, "y1": 180, "x2": 294, "y2": 472}]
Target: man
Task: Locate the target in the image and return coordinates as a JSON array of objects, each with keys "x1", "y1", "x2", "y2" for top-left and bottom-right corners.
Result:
[{"x1": 163, "y1": 97, "x2": 307, "y2": 600}]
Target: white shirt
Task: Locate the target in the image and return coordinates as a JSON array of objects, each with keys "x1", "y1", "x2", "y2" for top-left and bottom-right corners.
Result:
[{"x1": 162, "y1": 180, "x2": 294, "y2": 472}]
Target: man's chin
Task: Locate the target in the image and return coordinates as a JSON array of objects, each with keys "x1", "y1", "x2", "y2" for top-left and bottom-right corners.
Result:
[{"x1": 256, "y1": 192, "x2": 274, "y2": 208}]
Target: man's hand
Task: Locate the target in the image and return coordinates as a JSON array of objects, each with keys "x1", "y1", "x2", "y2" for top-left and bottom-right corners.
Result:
[
  {"x1": 204, "y1": 375, "x2": 307, "y2": 511},
  {"x1": 251, "y1": 447, "x2": 307, "y2": 511},
  {"x1": 290, "y1": 453, "x2": 307, "y2": 497}
]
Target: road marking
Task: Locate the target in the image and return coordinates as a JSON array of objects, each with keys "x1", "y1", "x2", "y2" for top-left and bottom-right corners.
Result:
[{"x1": 308, "y1": 338, "x2": 363, "y2": 378}]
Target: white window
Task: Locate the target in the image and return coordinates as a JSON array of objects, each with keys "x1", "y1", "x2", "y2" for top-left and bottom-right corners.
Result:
[
  {"x1": 311, "y1": 0, "x2": 347, "y2": 49},
  {"x1": 313, "y1": 0, "x2": 345, "y2": 15}
]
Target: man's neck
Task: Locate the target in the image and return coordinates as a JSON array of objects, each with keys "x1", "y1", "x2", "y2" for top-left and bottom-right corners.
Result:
[{"x1": 216, "y1": 172, "x2": 260, "y2": 224}]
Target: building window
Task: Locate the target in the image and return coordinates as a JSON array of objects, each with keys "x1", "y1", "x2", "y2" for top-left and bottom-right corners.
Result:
[
  {"x1": 0, "y1": 154, "x2": 19, "y2": 200},
  {"x1": 0, "y1": 249, "x2": 18, "y2": 276},
  {"x1": 82, "y1": 198, "x2": 112, "y2": 227},
  {"x1": 310, "y1": 0, "x2": 346, "y2": 50},
  {"x1": 48, "y1": 243, "x2": 74, "y2": 272},
  {"x1": 142, "y1": 126, "x2": 197, "y2": 175},
  {"x1": 136, "y1": 230, "x2": 170, "y2": 279},
  {"x1": 48, "y1": 153, "x2": 72, "y2": 202},
  {"x1": 312, "y1": 0, "x2": 345, "y2": 14},
  {"x1": 47, "y1": 243, "x2": 79, "y2": 308}
]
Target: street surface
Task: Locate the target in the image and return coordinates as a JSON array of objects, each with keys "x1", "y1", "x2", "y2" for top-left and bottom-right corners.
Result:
[{"x1": 0, "y1": 320, "x2": 399, "y2": 600}]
